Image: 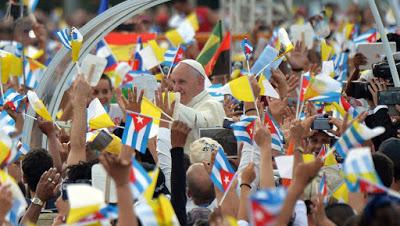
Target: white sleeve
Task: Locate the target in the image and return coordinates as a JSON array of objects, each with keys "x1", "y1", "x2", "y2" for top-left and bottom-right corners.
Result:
[
  {"x1": 173, "y1": 101, "x2": 225, "y2": 129},
  {"x1": 236, "y1": 142, "x2": 261, "y2": 193},
  {"x1": 156, "y1": 127, "x2": 172, "y2": 192},
  {"x1": 293, "y1": 200, "x2": 308, "y2": 226}
]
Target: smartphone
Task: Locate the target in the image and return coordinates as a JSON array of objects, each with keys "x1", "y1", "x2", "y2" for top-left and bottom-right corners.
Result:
[
  {"x1": 223, "y1": 118, "x2": 234, "y2": 129},
  {"x1": 311, "y1": 117, "x2": 332, "y2": 130},
  {"x1": 347, "y1": 81, "x2": 373, "y2": 100},
  {"x1": 87, "y1": 130, "x2": 113, "y2": 151}
]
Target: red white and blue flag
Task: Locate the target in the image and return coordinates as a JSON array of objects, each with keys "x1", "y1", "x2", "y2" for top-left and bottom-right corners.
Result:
[
  {"x1": 353, "y1": 28, "x2": 378, "y2": 44},
  {"x1": 317, "y1": 144, "x2": 327, "y2": 158},
  {"x1": 299, "y1": 71, "x2": 311, "y2": 102},
  {"x1": 132, "y1": 37, "x2": 145, "y2": 71},
  {"x1": 231, "y1": 116, "x2": 257, "y2": 145},
  {"x1": 340, "y1": 96, "x2": 359, "y2": 120},
  {"x1": 130, "y1": 158, "x2": 152, "y2": 197},
  {"x1": 264, "y1": 111, "x2": 284, "y2": 153},
  {"x1": 96, "y1": 40, "x2": 118, "y2": 73},
  {"x1": 210, "y1": 147, "x2": 235, "y2": 192},
  {"x1": 319, "y1": 173, "x2": 328, "y2": 197},
  {"x1": 122, "y1": 112, "x2": 153, "y2": 153},
  {"x1": 162, "y1": 46, "x2": 184, "y2": 68},
  {"x1": 250, "y1": 187, "x2": 287, "y2": 226},
  {"x1": 241, "y1": 37, "x2": 253, "y2": 61},
  {"x1": 0, "y1": 88, "x2": 25, "y2": 112}
]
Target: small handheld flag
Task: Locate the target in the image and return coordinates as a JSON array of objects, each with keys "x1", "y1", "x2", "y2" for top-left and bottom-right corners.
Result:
[
  {"x1": 332, "y1": 122, "x2": 385, "y2": 159},
  {"x1": 0, "y1": 88, "x2": 25, "y2": 112},
  {"x1": 122, "y1": 112, "x2": 153, "y2": 153},
  {"x1": 26, "y1": 90, "x2": 52, "y2": 121},
  {"x1": 241, "y1": 37, "x2": 253, "y2": 61},
  {"x1": 210, "y1": 147, "x2": 235, "y2": 192},
  {"x1": 319, "y1": 173, "x2": 328, "y2": 197},
  {"x1": 130, "y1": 158, "x2": 152, "y2": 197},
  {"x1": 343, "y1": 147, "x2": 382, "y2": 192},
  {"x1": 264, "y1": 111, "x2": 284, "y2": 153},
  {"x1": 231, "y1": 116, "x2": 257, "y2": 144},
  {"x1": 87, "y1": 98, "x2": 115, "y2": 130},
  {"x1": 250, "y1": 187, "x2": 287, "y2": 226},
  {"x1": 56, "y1": 27, "x2": 83, "y2": 63}
]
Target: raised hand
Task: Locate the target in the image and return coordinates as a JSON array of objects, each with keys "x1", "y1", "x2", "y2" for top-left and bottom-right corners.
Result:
[
  {"x1": 125, "y1": 86, "x2": 144, "y2": 113},
  {"x1": 170, "y1": 121, "x2": 191, "y2": 148},
  {"x1": 35, "y1": 167, "x2": 61, "y2": 202},
  {"x1": 155, "y1": 88, "x2": 175, "y2": 119},
  {"x1": 241, "y1": 163, "x2": 256, "y2": 185},
  {"x1": 288, "y1": 41, "x2": 309, "y2": 71},
  {"x1": 99, "y1": 151, "x2": 131, "y2": 187},
  {"x1": 254, "y1": 119, "x2": 272, "y2": 148}
]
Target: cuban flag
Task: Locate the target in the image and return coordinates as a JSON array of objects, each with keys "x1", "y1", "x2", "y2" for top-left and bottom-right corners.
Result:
[
  {"x1": 210, "y1": 147, "x2": 235, "y2": 192},
  {"x1": 250, "y1": 187, "x2": 287, "y2": 226},
  {"x1": 0, "y1": 89, "x2": 25, "y2": 112},
  {"x1": 299, "y1": 71, "x2": 311, "y2": 103},
  {"x1": 332, "y1": 52, "x2": 349, "y2": 82},
  {"x1": 353, "y1": 28, "x2": 378, "y2": 44},
  {"x1": 264, "y1": 111, "x2": 284, "y2": 153},
  {"x1": 319, "y1": 173, "x2": 328, "y2": 197},
  {"x1": 339, "y1": 96, "x2": 359, "y2": 120},
  {"x1": 132, "y1": 37, "x2": 145, "y2": 71},
  {"x1": 317, "y1": 144, "x2": 327, "y2": 158},
  {"x1": 241, "y1": 37, "x2": 253, "y2": 61},
  {"x1": 96, "y1": 40, "x2": 118, "y2": 73},
  {"x1": 162, "y1": 47, "x2": 184, "y2": 68},
  {"x1": 231, "y1": 116, "x2": 257, "y2": 144},
  {"x1": 130, "y1": 158, "x2": 152, "y2": 197},
  {"x1": 56, "y1": 28, "x2": 72, "y2": 49},
  {"x1": 122, "y1": 112, "x2": 153, "y2": 153}
]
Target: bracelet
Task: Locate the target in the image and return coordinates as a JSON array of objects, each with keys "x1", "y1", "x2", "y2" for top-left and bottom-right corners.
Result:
[
  {"x1": 240, "y1": 183, "x2": 252, "y2": 189},
  {"x1": 245, "y1": 108, "x2": 256, "y2": 114}
]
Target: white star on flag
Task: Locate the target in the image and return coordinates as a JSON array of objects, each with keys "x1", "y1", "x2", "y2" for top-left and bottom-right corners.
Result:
[
  {"x1": 136, "y1": 116, "x2": 143, "y2": 124},
  {"x1": 224, "y1": 176, "x2": 230, "y2": 185}
]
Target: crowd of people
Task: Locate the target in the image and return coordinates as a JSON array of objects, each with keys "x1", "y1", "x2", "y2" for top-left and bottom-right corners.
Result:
[{"x1": 0, "y1": 0, "x2": 400, "y2": 226}]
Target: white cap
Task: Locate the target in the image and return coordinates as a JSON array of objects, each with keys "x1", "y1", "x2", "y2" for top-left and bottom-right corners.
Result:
[{"x1": 176, "y1": 59, "x2": 212, "y2": 88}]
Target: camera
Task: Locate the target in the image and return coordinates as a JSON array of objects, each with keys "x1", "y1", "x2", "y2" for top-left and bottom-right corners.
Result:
[
  {"x1": 346, "y1": 81, "x2": 373, "y2": 101},
  {"x1": 311, "y1": 115, "x2": 333, "y2": 130}
]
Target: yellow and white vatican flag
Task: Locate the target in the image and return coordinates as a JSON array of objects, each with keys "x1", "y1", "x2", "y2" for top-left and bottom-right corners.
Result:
[
  {"x1": 66, "y1": 184, "x2": 104, "y2": 224},
  {"x1": 87, "y1": 98, "x2": 115, "y2": 130},
  {"x1": 27, "y1": 90, "x2": 53, "y2": 121}
]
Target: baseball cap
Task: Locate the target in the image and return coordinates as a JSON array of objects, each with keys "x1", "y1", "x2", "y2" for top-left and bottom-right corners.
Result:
[{"x1": 189, "y1": 137, "x2": 221, "y2": 164}]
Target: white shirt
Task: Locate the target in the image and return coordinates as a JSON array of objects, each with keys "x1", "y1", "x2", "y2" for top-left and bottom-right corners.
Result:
[{"x1": 173, "y1": 90, "x2": 226, "y2": 152}]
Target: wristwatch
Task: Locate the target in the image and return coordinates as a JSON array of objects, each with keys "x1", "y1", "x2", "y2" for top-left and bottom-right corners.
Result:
[{"x1": 31, "y1": 197, "x2": 44, "y2": 207}]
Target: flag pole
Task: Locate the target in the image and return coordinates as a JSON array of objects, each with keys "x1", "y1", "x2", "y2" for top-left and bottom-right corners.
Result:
[
  {"x1": 158, "y1": 64, "x2": 165, "y2": 77},
  {"x1": 295, "y1": 73, "x2": 304, "y2": 119},
  {"x1": 0, "y1": 59, "x2": 4, "y2": 102},
  {"x1": 125, "y1": 110, "x2": 173, "y2": 124},
  {"x1": 166, "y1": 45, "x2": 180, "y2": 78},
  {"x1": 368, "y1": 0, "x2": 400, "y2": 87}
]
